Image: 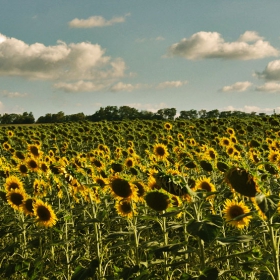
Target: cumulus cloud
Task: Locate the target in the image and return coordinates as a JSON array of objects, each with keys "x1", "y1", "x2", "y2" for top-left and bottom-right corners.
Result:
[
  {"x1": 223, "y1": 105, "x2": 280, "y2": 114},
  {"x1": 168, "y1": 31, "x2": 278, "y2": 60},
  {"x1": 68, "y1": 13, "x2": 130, "y2": 28},
  {"x1": 0, "y1": 90, "x2": 28, "y2": 98},
  {"x1": 255, "y1": 82, "x2": 280, "y2": 92},
  {"x1": 255, "y1": 60, "x2": 280, "y2": 81},
  {"x1": 0, "y1": 33, "x2": 126, "y2": 82},
  {"x1": 237, "y1": 31, "x2": 264, "y2": 42},
  {"x1": 220, "y1": 81, "x2": 252, "y2": 92},
  {"x1": 110, "y1": 82, "x2": 142, "y2": 92},
  {"x1": 156, "y1": 80, "x2": 188, "y2": 89},
  {"x1": 54, "y1": 81, "x2": 108, "y2": 92},
  {"x1": 135, "y1": 36, "x2": 165, "y2": 43}
]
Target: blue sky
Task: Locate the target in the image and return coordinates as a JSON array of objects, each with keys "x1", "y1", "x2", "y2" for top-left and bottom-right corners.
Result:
[{"x1": 1, "y1": 0, "x2": 280, "y2": 119}]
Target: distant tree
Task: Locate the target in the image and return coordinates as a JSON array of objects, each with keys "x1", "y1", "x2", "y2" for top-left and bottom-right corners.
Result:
[
  {"x1": 219, "y1": 111, "x2": 232, "y2": 118},
  {"x1": 156, "y1": 108, "x2": 177, "y2": 120},
  {"x1": 66, "y1": 112, "x2": 85, "y2": 122},
  {"x1": 118, "y1": 106, "x2": 139, "y2": 120},
  {"x1": 178, "y1": 109, "x2": 198, "y2": 120},
  {"x1": 198, "y1": 109, "x2": 207, "y2": 118},
  {"x1": 0, "y1": 113, "x2": 19, "y2": 124},
  {"x1": 52, "y1": 111, "x2": 65, "y2": 123},
  {"x1": 206, "y1": 109, "x2": 220, "y2": 119}
]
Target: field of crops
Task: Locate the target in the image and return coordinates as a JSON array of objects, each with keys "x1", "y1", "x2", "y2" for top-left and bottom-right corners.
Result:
[{"x1": 1, "y1": 116, "x2": 280, "y2": 280}]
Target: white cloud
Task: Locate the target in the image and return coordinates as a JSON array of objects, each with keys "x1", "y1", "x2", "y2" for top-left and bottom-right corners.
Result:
[
  {"x1": 223, "y1": 105, "x2": 280, "y2": 114},
  {"x1": 168, "y1": 31, "x2": 278, "y2": 60},
  {"x1": 110, "y1": 82, "x2": 142, "y2": 92},
  {"x1": 68, "y1": 13, "x2": 130, "y2": 28},
  {"x1": 156, "y1": 80, "x2": 188, "y2": 89},
  {"x1": 54, "y1": 80, "x2": 107, "y2": 92},
  {"x1": 126, "y1": 102, "x2": 167, "y2": 112},
  {"x1": 135, "y1": 36, "x2": 165, "y2": 43},
  {"x1": 255, "y1": 82, "x2": 280, "y2": 92},
  {"x1": 0, "y1": 90, "x2": 28, "y2": 98},
  {"x1": 220, "y1": 81, "x2": 252, "y2": 92},
  {"x1": 255, "y1": 60, "x2": 280, "y2": 80},
  {"x1": 0, "y1": 33, "x2": 126, "y2": 82},
  {"x1": 237, "y1": 31, "x2": 264, "y2": 42}
]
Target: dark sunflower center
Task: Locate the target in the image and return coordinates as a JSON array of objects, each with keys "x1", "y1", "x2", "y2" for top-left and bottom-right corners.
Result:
[
  {"x1": 111, "y1": 178, "x2": 132, "y2": 198},
  {"x1": 155, "y1": 147, "x2": 166, "y2": 156},
  {"x1": 126, "y1": 160, "x2": 133, "y2": 167},
  {"x1": 200, "y1": 182, "x2": 212, "y2": 192},
  {"x1": 30, "y1": 146, "x2": 39, "y2": 157},
  {"x1": 10, "y1": 193, "x2": 24, "y2": 206},
  {"x1": 120, "y1": 201, "x2": 132, "y2": 213},
  {"x1": 135, "y1": 182, "x2": 145, "y2": 197},
  {"x1": 9, "y1": 182, "x2": 20, "y2": 190},
  {"x1": 96, "y1": 178, "x2": 106, "y2": 187},
  {"x1": 28, "y1": 160, "x2": 38, "y2": 169},
  {"x1": 93, "y1": 160, "x2": 102, "y2": 168},
  {"x1": 37, "y1": 205, "x2": 51, "y2": 221},
  {"x1": 209, "y1": 151, "x2": 216, "y2": 159},
  {"x1": 25, "y1": 199, "x2": 34, "y2": 213},
  {"x1": 228, "y1": 205, "x2": 244, "y2": 220},
  {"x1": 145, "y1": 192, "x2": 169, "y2": 211},
  {"x1": 19, "y1": 165, "x2": 28, "y2": 173}
]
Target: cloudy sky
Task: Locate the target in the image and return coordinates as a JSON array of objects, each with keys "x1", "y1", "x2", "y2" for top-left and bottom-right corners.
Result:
[{"x1": 1, "y1": 0, "x2": 280, "y2": 119}]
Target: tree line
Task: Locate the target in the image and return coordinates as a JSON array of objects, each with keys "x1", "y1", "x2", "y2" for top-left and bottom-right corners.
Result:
[{"x1": 0, "y1": 106, "x2": 274, "y2": 125}]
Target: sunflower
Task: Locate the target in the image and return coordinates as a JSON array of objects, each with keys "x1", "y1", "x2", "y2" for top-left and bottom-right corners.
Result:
[
  {"x1": 115, "y1": 199, "x2": 135, "y2": 218},
  {"x1": 93, "y1": 175, "x2": 109, "y2": 188},
  {"x1": 22, "y1": 198, "x2": 35, "y2": 216},
  {"x1": 225, "y1": 167, "x2": 259, "y2": 197},
  {"x1": 107, "y1": 175, "x2": 138, "y2": 201},
  {"x1": 33, "y1": 179, "x2": 47, "y2": 197},
  {"x1": 4, "y1": 175, "x2": 24, "y2": 192},
  {"x1": 153, "y1": 143, "x2": 169, "y2": 160},
  {"x1": 27, "y1": 144, "x2": 42, "y2": 158},
  {"x1": 124, "y1": 157, "x2": 135, "y2": 168},
  {"x1": 164, "y1": 122, "x2": 172, "y2": 131},
  {"x1": 219, "y1": 137, "x2": 231, "y2": 147},
  {"x1": 18, "y1": 163, "x2": 29, "y2": 176},
  {"x1": 133, "y1": 181, "x2": 146, "y2": 201},
  {"x1": 2, "y1": 142, "x2": 11, "y2": 151},
  {"x1": 33, "y1": 199, "x2": 58, "y2": 227},
  {"x1": 226, "y1": 127, "x2": 235, "y2": 135},
  {"x1": 222, "y1": 199, "x2": 252, "y2": 229},
  {"x1": 268, "y1": 150, "x2": 280, "y2": 163},
  {"x1": 6, "y1": 189, "x2": 27, "y2": 211},
  {"x1": 145, "y1": 190, "x2": 171, "y2": 211},
  {"x1": 194, "y1": 177, "x2": 216, "y2": 193},
  {"x1": 26, "y1": 157, "x2": 39, "y2": 172}
]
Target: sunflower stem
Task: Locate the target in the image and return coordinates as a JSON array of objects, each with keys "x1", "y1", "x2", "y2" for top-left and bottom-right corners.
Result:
[
  {"x1": 162, "y1": 214, "x2": 169, "y2": 280},
  {"x1": 268, "y1": 218, "x2": 280, "y2": 280}
]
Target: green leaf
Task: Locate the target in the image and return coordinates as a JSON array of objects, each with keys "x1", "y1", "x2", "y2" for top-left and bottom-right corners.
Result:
[
  {"x1": 198, "y1": 267, "x2": 219, "y2": 280},
  {"x1": 255, "y1": 193, "x2": 279, "y2": 219},
  {"x1": 187, "y1": 218, "x2": 221, "y2": 243},
  {"x1": 217, "y1": 235, "x2": 254, "y2": 245},
  {"x1": 71, "y1": 260, "x2": 99, "y2": 280}
]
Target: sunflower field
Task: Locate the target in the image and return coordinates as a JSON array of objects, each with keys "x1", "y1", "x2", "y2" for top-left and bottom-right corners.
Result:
[{"x1": 1, "y1": 116, "x2": 280, "y2": 279}]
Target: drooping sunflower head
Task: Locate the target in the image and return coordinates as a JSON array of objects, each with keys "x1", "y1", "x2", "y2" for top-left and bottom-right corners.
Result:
[
  {"x1": 145, "y1": 190, "x2": 171, "y2": 211},
  {"x1": 33, "y1": 199, "x2": 58, "y2": 227},
  {"x1": 4, "y1": 175, "x2": 24, "y2": 192},
  {"x1": 6, "y1": 189, "x2": 27, "y2": 211},
  {"x1": 222, "y1": 199, "x2": 252, "y2": 229},
  {"x1": 225, "y1": 167, "x2": 259, "y2": 197}
]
